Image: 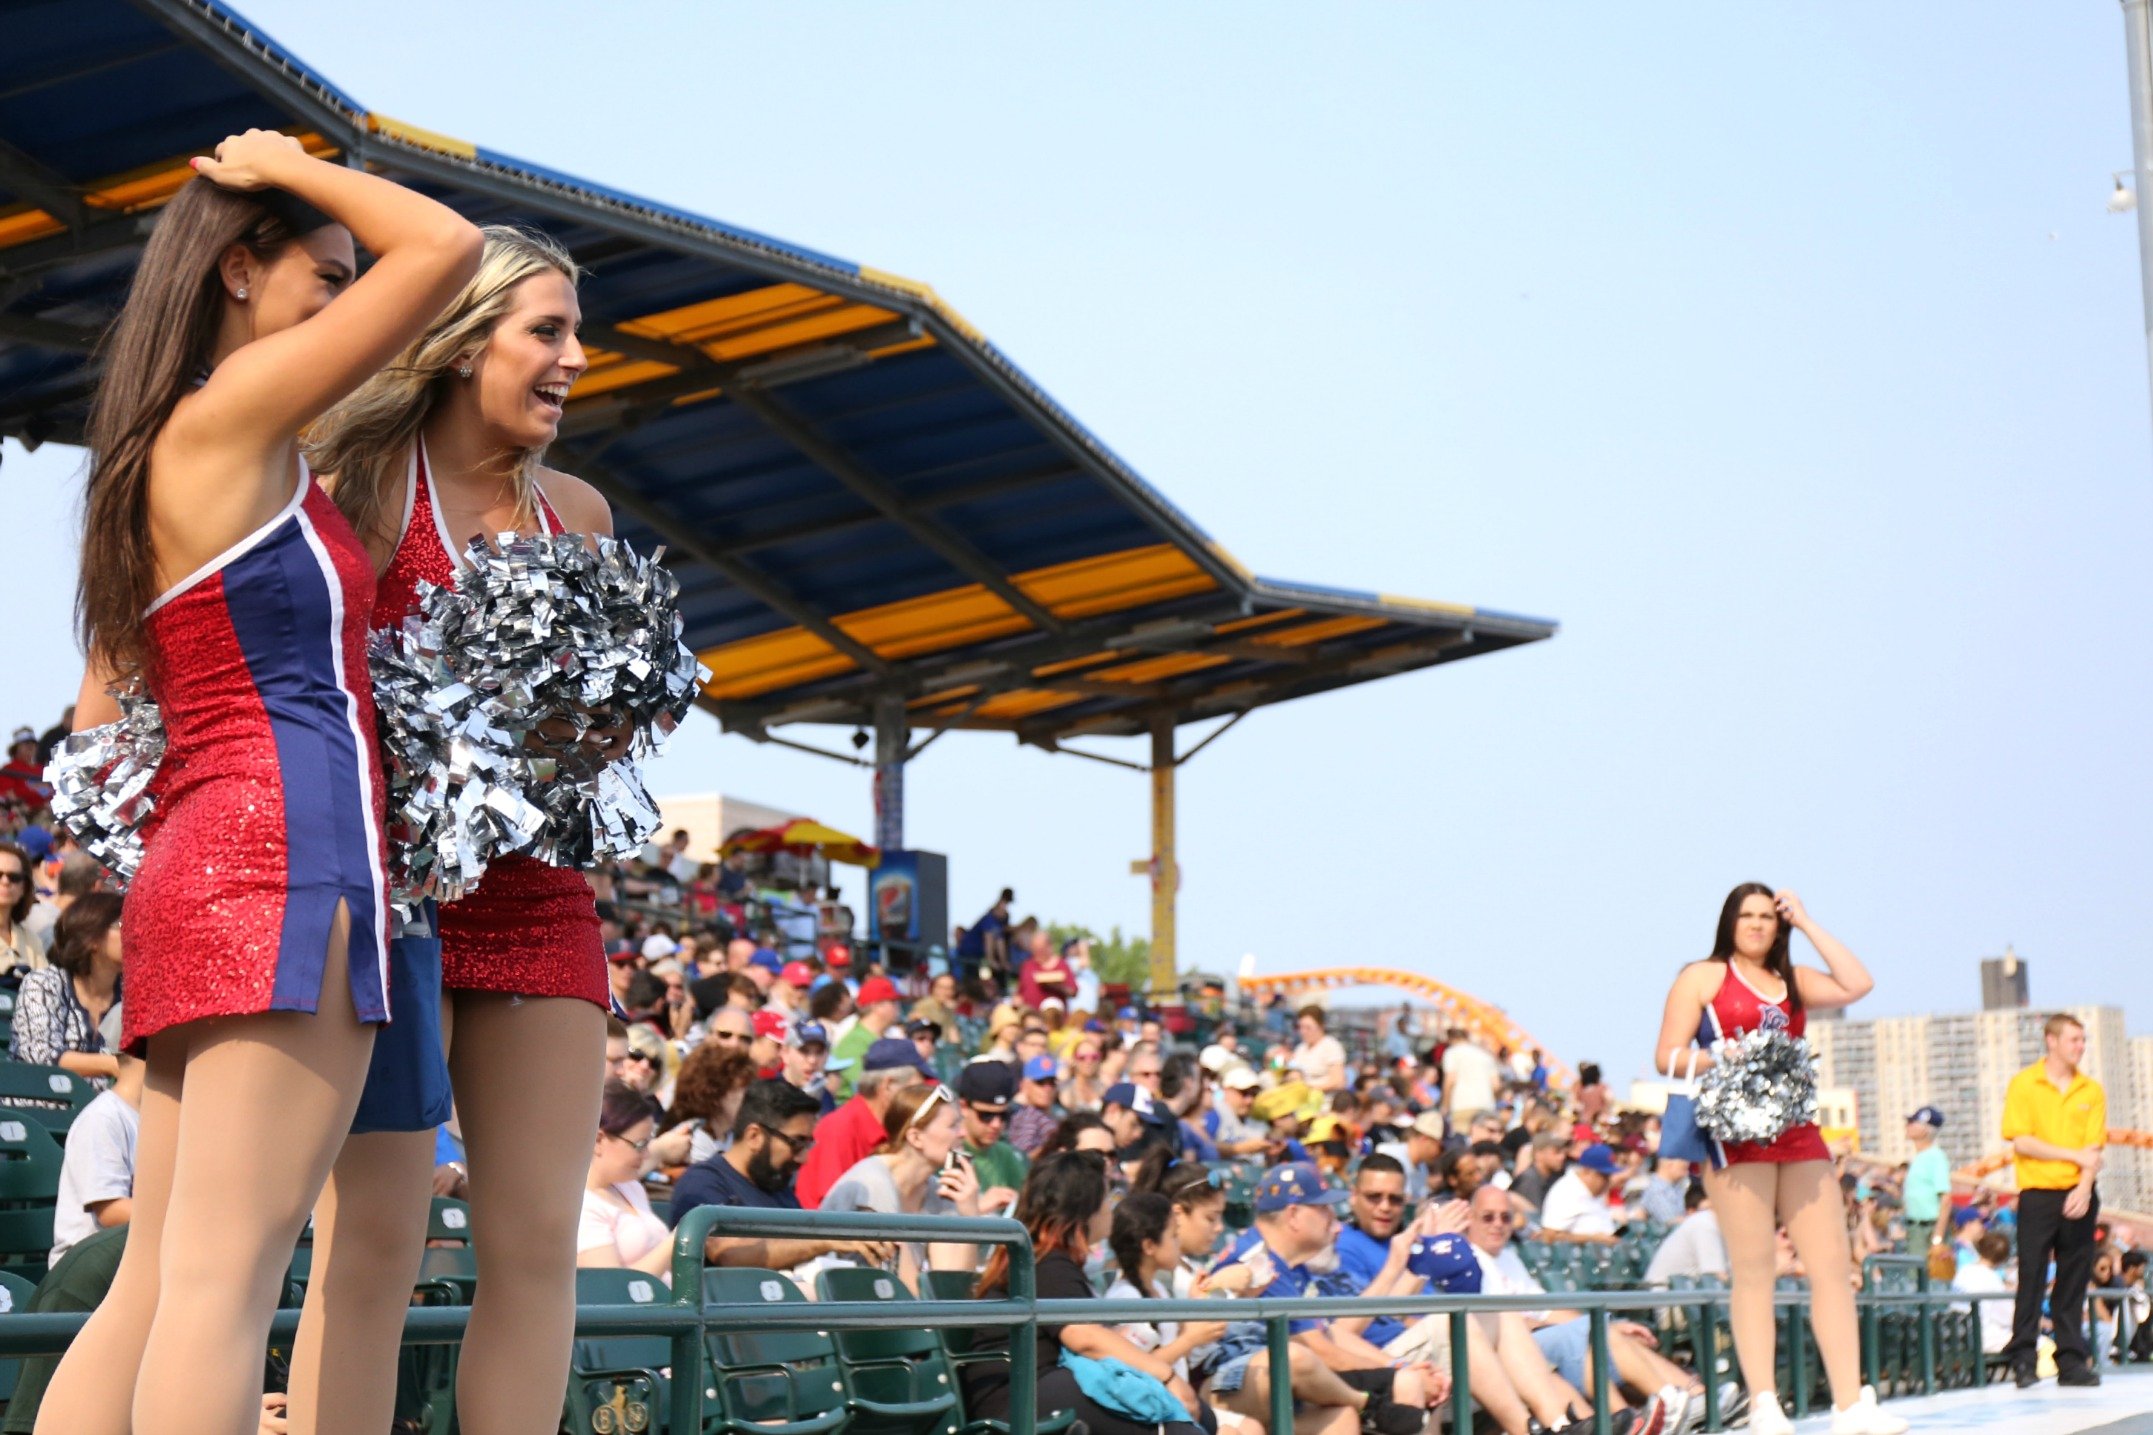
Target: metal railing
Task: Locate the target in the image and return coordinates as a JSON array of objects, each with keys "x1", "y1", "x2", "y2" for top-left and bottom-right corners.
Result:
[{"x1": 0, "y1": 1213, "x2": 2139, "y2": 1435}]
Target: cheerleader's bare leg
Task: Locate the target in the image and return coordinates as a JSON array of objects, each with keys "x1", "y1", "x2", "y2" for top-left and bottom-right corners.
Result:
[
  {"x1": 30, "y1": 1047, "x2": 182, "y2": 1434},
  {"x1": 286, "y1": 1128, "x2": 438, "y2": 1435},
  {"x1": 446, "y1": 991, "x2": 605, "y2": 1435},
  {"x1": 1704, "y1": 1160, "x2": 1783, "y2": 1402},
  {"x1": 133, "y1": 903, "x2": 378, "y2": 1435},
  {"x1": 1775, "y1": 1158, "x2": 1863, "y2": 1408}
]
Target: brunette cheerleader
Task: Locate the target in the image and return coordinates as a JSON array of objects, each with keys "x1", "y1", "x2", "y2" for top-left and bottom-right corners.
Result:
[
  {"x1": 1654, "y1": 885, "x2": 1905, "y2": 1435},
  {"x1": 43, "y1": 131, "x2": 478, "y2": 1435}
]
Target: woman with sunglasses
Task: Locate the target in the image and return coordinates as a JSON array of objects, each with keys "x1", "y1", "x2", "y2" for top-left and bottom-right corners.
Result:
[
  {"x1": 1062, "y1": 1038, "x2": 1107, "y2": 1112},
  {"x1": 818, "y1": 1081, "x2": 982, "y2": 1289},
  {"x1": 0, "y1": 841, "x2": 47, "y2": 975},
  {"x1": 577, "y1": 1081, "x2": 672, "y2": 1278}
]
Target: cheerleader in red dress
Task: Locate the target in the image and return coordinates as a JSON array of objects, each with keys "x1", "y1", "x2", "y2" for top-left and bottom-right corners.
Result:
[
  {"x1": 42, "y1": 132, "x2": 479, "y2": 1435},
  {"x1": 1654, "y1": 886, "x2": 1905, "y2": 1435},
  {"x1": 289, "y1": 227, "x2": 615, "y2": 1435}
]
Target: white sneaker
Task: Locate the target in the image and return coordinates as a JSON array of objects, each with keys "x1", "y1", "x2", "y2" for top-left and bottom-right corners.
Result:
[
  {"x1": 1828, "y1": 1386, "x2": 1908, "y2": 1435},
  {"x1": 1746, "y1": 1392, "x2": 1793, "y2": 1435},
  {"x1": 1657, "y1": 1386, "x2": 1703, "y2": 1435}
]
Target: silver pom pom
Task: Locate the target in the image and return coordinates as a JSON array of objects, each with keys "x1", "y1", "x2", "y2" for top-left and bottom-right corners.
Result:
[
  {"x1": 44, "y1": 682, "x2": 166, "y2": 881},
  {"x1": 1694, "y1": 1029, "x2": 1819, "y2": 1146}
]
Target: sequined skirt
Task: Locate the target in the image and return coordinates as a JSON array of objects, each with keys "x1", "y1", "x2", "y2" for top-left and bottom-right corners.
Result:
[{"x1": 438, "y1": 855, "x2": 606, "y2": 1008}]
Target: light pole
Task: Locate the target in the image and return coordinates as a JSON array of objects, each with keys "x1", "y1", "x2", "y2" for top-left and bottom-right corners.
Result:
[{"x1": 2120, "y1": 0, "x2": 2153, "y2": 423}]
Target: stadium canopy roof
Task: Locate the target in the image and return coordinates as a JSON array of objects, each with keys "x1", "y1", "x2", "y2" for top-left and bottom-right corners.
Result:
[{"x1": 0, "y1": 0, "x2": 1556, "y2": 749}]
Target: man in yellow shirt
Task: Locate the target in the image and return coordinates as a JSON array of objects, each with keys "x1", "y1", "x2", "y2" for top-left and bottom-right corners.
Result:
[{"x1": 1999, "y1": 1013, "x2": 2107, "y2": 1389}]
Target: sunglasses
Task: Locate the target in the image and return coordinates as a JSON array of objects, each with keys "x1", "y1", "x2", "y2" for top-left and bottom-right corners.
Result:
[
  {"x1": 966, "y1": 1105, "x2": 1009, "y2": 1124},
  {"x1": 753, "y1": 1122, "x2": 815, "y2": 1156},
  {"x1": 0, "y1": 872, "x2": 24, "y2": 884},
  {"x1": 907, "y1": 1084, "x2": 956, "y2": 1130},
  {"x1": 1361, "y1": 1192, "x2": 1407, "y2": 1207},
  {"x1": 1475, "y1": 1210, "x2": 1514, "y2": 1225},
  {"x1": 623, "y1": 1050, "x2": 656, "y2": 1065},
  {"x1": 709, "y1": 1030, "x2": 749, "y2": 1044}
]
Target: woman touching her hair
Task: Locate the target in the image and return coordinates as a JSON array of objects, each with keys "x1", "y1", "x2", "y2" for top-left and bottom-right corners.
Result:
[
  {"x1": 287, "y1": 226, "x2": 621, "y2": 1435},
  {"x1": 1653, "y1": 885, "x2": 1904, "y2": 1435},
  {"x1": 38, "y1": 129, "x2": 479, "y2": 1435}
]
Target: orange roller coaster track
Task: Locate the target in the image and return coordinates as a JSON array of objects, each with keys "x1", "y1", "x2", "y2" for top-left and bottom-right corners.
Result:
[
  {"x1": 1954, "y1": 1128, "x2": 2153, "y2": 1185},
  {"x1": 1238, "y1": 967, "x2": 1573, "y2": 1089}
]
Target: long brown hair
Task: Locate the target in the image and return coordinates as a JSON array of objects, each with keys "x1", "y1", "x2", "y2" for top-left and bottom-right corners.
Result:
[
  {"x1": 1709, "y1": 881, "x2": 1802, "y2": 1014},
  {"x1": 0, "y1": 843, "x2": 34, "y2": 928},
  {"x1": 976, "y1": 1150, "x2": 1108, "y2": 1297},
  {"x1": 77, "y1": 179, "x2": 333, "y2": 682},
  {"x1": 48, "y1": 891, "x2": 123, "y2": 979}
]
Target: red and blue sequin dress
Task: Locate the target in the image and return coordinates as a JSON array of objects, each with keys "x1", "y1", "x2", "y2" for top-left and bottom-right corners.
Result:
[
  {"x1": 370, "y1": 443, "x2": 607, "y2": 1010},
  {"x1": 1697, "y1": 963, "x2": 1829, "y2": 1168},
  {"x1": 123, "y1": 458, "x2": 391, "y2": 1052}
]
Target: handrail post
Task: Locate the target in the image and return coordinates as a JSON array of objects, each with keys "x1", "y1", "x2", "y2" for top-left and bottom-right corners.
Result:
[
  {"x1": 1266, "y1": 1316, "x2": 1295, "y2": 1435},
  {"x1": 1696, "y1": 1297, "x2": 1719, "y2": 1431},
  {"x1": 1449, "y1": 1309, "x2": 1471, "y2": 1435},
  {"x1": 1917, "y1": 1292, "x2": 1936, "y2": 1395},
  {"x1": 1009, "y1": 1229, "x2": 1038, "y2": 1435},
  {"x1": 1861, "y1": 1294, "x2": 1880, "y2": 1393},
  {"x1": 1788, "y1": 1304, "x2": 1808, "y2": 1418},
  {"x1": 668, "y1": 1203, "x2": 722, "y2": 1435},
  {"x1": 1588, "y1": 1308, "x2": 1611, "y2": 1435}
]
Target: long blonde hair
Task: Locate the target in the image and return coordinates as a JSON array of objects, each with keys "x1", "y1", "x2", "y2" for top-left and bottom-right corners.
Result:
[{"x1": 310, "y1": 225, "x2": 581, "y2": 563}]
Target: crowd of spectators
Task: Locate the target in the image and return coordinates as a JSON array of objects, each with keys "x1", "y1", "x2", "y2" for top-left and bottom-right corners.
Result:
[{"x1": 6, "y1": 726, "x2": 2152, "y2": 1429}]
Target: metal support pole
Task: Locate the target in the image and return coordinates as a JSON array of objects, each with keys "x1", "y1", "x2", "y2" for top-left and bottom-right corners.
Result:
[
  {"x1": 1918, "y1": 1296, "x2": 1936, "y2": 1395},
  {"x1": 872, "y1": 691, "x2": 907, "y2": 854},
  {"x1": 1788, "y1": 1312, "x2": 1809, "y2": 1418},
  {"x1": 1696, "y1": 1298, "x2": 1720, "y2": 1430},
  {"x1": 1147, "y1": 717, "x2": 1178, "y2": 996},
  {"x1": 1266, "y1": 1315, "x2": 1294, "y2": 1435},
  {"x1": 2123, "y1": 0, "x2": 2153, "y2": 427},
  {"x1": 1449, "y1": 1310, "x2": 1472, "y2": 1435},
  {"x1": 1589, "y1": 1309, "x2": 1612, "y2": 1435}
]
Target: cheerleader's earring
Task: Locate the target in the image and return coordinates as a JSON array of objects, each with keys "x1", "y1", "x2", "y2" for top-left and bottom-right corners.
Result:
[
  {"x1": 457, "y1": 363, "x2": 473, "y2": 379},
  {"x1": 235, "y1": 287, "x2": 248, "y2": 301}
]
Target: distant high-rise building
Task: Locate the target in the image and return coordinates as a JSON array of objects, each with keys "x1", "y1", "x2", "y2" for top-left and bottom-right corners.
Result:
[
  {"x1": 1980, "y1": 949, "x2": 2030, "y2": 1011},
  {"x1": 1807, "y1": 1000, "x2": 2149, "y2": 1214}
]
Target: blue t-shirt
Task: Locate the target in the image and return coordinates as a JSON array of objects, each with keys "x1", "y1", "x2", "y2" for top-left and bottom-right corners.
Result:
[
  {"x1": 1335, "y1": 1223, "x2": 1408, "y2": 1346},
  {"x1": 669, "y1": 1153, "x2": 801, "y2": 1228},
  {"x1": 1180, "y1": 1120, "x2": 1220, "y2": 1163}
]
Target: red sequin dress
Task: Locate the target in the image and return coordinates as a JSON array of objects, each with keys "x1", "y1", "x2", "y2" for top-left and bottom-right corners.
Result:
[
  {"x1": 371, "y1": 443, "x2": 606, "y2": 1009},
  {"x1": 1696, "y1": 963, "x2": 1830, "y2": 1168},
  {"x1": 124, "y1": 459, "x2": 391, "y2": 1052}
]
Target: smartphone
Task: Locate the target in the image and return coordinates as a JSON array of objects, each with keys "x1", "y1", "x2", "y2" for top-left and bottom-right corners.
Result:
[{"x1": 943, "y1": 1149, "x2": 971, "y2": 1174}]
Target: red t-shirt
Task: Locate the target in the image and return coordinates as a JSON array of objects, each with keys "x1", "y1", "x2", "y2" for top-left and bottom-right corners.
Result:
[{"x1": 793, "y1": 1095, "x2": 888, "y2": 1210}]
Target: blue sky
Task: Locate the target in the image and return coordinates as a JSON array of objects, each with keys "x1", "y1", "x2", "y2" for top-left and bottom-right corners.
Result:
[{"x1": 9, "y1": 3, "x2": 2150, "y2": 1081}]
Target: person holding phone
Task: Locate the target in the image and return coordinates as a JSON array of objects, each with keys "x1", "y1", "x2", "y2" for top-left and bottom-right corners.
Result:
[
  {"x1": 818, "y1": 1081, "x2": 982, "y2": 1290},
  {"x1": 1654, "y1": 885, "x2": 1902, "y2": 1435}
]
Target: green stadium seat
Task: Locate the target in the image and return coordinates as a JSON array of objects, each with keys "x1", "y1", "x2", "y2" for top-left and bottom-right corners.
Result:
[
  {"x1": 564, "y1": 1267, "x2": 671, "y2": 1435},
  {"x1": 911, "y1": 1269, "x2": 1077, "y2": 1435},
  {"x1": 0, "y1": 1268, "x2": 38, "y2": 1402},
  {"x1": 698, "y1": 1267, "x2": 855, "y2": 1435},
  {"x1": 0, "y1": 1068, "x2": 92, "y2": 1138},
  {"x1": 0, "y1": 1119, "x2": 62, "y2": 1205},
  {"x1": 0, "y1": 1208, "x2": 54, "y2": 1287},
  {"x1": 812, "y1": 1268, "x2": 960, "y2": 1435},
  {"x1": 427, "y1": 1196, "x2": 471, "y2": 1244}
]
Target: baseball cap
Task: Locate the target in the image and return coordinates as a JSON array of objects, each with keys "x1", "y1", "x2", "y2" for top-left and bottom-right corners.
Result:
[
  {"x1": 824, "y1": 944, "x2": 853, "y2": 969},
  {"x1": 641, "y1": 934, "x2": 678, "y2": 959},
  {"x1": 607, "y1": 949, "x2": 639, "y2": 966},
  {"x1": 1410, "y1": 1110, "x2": 1447, "y2": 1141},
  {"x1": 1304, "y1": 1115, "x2": 1349, "y2": 1148},
  {"x1": 1951, "y1": 1206, "x2": 1984, "y2": 1229},
  {"x1": 1023, "y1": 1055, "x2": 1059, "y2": 1083},
  {"x1": 1102, "y1": 1082, "x2": 1173, "y2": 1126},
  {"x1": 16, "y1": 827, "x2": 52, "y2": 863},
  {"x1": 1252, "y1": 1162, "x2": 1349, "y2": 1214},
  {"x1": 1040, "y1": 996, "x2": 1065, "y2": 1011},
  {"x1": 1908, "y1": 1106, "x2": 1945, "y2": 1129},
  {"x1": 1406, "y1": 1233, "x2": 1483, "y2": 1292},
  {"x1": 956, "y1": 1061, "x2": 1016, "y2": 1109},
  {"x1": 1223, "y1": 1067, "x2": 1262, "y2": 1092},
  {"x1": 907, "y1": 1017, "x2": 942, "y2": 1039},
  {"x1": 863, "y1": 1036, "x2": 935, "y2": 1077},
  {"x1": 748, "y1": 949, "x2": 783, "y2": 974},
  {"x1": 790, "y1": 1020, "x2": 831, "y2": 1049},
  {"x1": 751, "y1": 1009, "x2": 790, "y2": 1043},
  {"x1": 1116, "y1": 1005, "x2": 1141, "y2": 1021},
  {"x1": 779, "y1": 960, "x2": 816, "y2": 988},
  {"x1": 1083, "y1": 1019, "x2": 1106, "y2": 1034},
  {"x1": 8, "y1": 727, "x2": 34, "y2": 751},
  {"x1": 1575, "y1": 1143, "x2": 1618, "y2": 1175},
  {"x1": 1198, "y1": 1046, "x2": 1234, "y2": 1075},
  {"x1": 856, "y1": 976, "x2": 900, "y2": 1007}
]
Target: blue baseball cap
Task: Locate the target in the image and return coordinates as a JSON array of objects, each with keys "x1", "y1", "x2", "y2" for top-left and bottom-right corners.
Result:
[
  {"x1": 1023, "y1": 1055, "x2": 1058, "y2": 1083},
  {"x1": 1117, "y1": 1005, "x2": 1142, "y2": 1021},
  {"x1": 1406, "y1": 1233, "x2": 1483, "y2": 1293},
  {"x1": 1102, "y1": 1082, "x2": 1173, "y2": 1126},
  {"x1": 748, "y1": 949, "x2": 783, "y2": 974},
  {"x1": 15, "y1": 826, "x2": 51, "y2": 862},
  {"x1": 1252, "y1": 1162, "x2": 1349, "y2": 1214},
  {"x1": 862, "y1": 1036, "x2": 934, "y2": 1078},
  {"x1": 1575, "y1": 1143, "x2": 1618, "y2": 1175},
  {"x1": 1908, "y1": 1106, "x2": 1945, "y2": 1129}
]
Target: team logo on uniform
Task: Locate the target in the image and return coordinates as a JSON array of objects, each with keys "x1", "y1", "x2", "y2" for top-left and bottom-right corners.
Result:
[{"x1": 1758, "y1": 1004, "x2": 1790, "y2": 1033}]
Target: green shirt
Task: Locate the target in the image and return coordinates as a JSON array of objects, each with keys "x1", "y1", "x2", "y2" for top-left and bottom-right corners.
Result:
[
  {"x1": 1904, "y1": 1145, "x2": 1951, "y2": 1222},
  {"x1": 5, "y1": 1224, "x2": 129, "y2": 1433},
  {"x1": 830, "y1": 1023, "x2": 879, "y2": 1100},
  {"x1": 966, "y1": 1138, "x2": 1028, "y2": 1198}
]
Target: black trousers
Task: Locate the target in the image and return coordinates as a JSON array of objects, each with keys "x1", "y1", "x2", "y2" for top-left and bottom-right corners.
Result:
[{"x1": 2004, "y1": 1186, "x2": 2101, "y2": 1374}]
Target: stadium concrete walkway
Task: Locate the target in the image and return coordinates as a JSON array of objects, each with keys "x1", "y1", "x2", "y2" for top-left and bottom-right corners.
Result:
[{"x1": 1779, "y1": 1369, "x2": 2151, "y2": 1434}]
